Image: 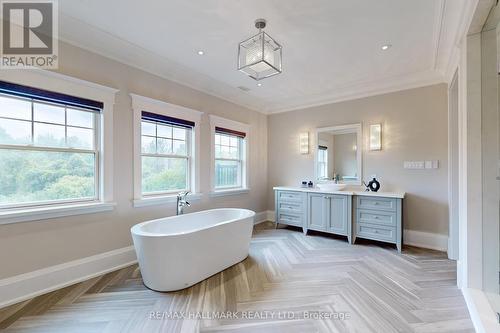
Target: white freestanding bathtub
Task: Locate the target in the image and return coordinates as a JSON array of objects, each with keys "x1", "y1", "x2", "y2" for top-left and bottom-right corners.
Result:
[{"x1": 131, "y1": 208, "x2": 255, "y2": 292}]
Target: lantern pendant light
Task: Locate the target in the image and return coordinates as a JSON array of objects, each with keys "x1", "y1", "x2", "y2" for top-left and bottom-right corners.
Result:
[{"x1": 237, "y1": 19, "x2": 282, "y2": 81}]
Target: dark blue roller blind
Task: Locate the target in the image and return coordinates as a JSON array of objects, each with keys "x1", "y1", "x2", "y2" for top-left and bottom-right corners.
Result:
[
  {"x1": 215, "y1": 126, "x2": 246, "y2": 138},
  {"x1": 0, "y1": 80, "x2": 103, "y2": 112},
  {"x1": 141, "y1": 111, "x2": 194, "y2": 129}
]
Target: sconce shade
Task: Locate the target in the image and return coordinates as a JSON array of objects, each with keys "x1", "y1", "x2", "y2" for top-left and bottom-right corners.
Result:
[
  {"x1": 299, "y1": 132, "x2": 309, "y2": 154},
  {"x1": 370, "y1": 124, "x2": 382, "y2": 151}
]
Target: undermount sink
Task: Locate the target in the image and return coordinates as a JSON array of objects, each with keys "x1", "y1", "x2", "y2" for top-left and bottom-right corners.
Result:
[{"x1": 316, "y1": 182, "x2": 346, "y2": 191}]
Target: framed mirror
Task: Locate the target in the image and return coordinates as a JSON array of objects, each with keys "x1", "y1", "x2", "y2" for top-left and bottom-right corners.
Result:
[{"x1": 314, "y1": 123, "x2": 362, "y2": 185}]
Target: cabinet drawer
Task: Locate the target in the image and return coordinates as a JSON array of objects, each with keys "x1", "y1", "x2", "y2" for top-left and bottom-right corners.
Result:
[
  {"x1": 357, "y1": 209, "x2": 396, "y2": 227},
  {"x1": 277, "y1": 212, "x2": 302, "y2": 227},
  {"x1": 277, "y1": 191, "x2": 303, "y2": 203},
  {"x1": 278, "y1": 201, "x2": 303, "y2": 214},
  {"x1": 356, "y1": 223, "x2": 396, "y2": 243},
  {"x1": 357, "y1": 196, "x2": 397, "y2": 212}
]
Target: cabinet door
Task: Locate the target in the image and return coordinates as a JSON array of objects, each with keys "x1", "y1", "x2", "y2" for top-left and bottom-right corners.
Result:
[
  {"x1": 307, "y1": 193, "x2": 327, "y2": 231},
  {"x1": 328, "y1": 195, "x2": 348, "y2": 235}
]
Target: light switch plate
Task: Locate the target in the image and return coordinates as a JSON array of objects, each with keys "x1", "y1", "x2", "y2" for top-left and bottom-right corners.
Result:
[{"x1": 404, "y1": 161, "x2": 425, "y2": 169}]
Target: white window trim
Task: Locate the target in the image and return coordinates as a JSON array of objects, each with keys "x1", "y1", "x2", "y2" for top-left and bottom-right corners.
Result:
[
  {"x1": 209, "y1": 115, "x2": 250, "y2": 197},
  {"x1": 0, "y1": 69, "x2": 117, "y2": 224},
  {"x1": 131, "y1": 94, "x2": 203, "y2": 207}
]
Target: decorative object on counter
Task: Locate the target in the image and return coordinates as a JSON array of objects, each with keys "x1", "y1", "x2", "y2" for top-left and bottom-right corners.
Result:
[
  {"x1": 299, "y1": 132, "x2": 309, "y2": 154},
  {"x1": 362, "y1": 180, "x2": 371, "y2": 192},
  {"x1": 308, "y1": 181, "x2": 313, "y2": 188},
  {"x1": 301, "y1": 181, "x2": 308, "y2": 188},
  {"x1": 334, "y1": 173, "x2": 340, "y2": 183},
  {"x1": 367, "y1": 177, "x2": 380, "y2": 192},
  {"x1": 369, "y1": 124, "x2": 382, "y2": 151}
]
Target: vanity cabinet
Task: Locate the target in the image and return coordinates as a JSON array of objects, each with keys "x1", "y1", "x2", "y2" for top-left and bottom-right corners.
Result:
[
  {"x1": 353, "y1": 195, "x2": 403, "y2": 252},
  {"x1": 274, "y1": 187, "x2": 404, "y2": 250},
  {"x1": 274, "y1": 190, "x2": 307, "y2": 232},
  {"x1": 307, "y1": 193, "x2": 351, "y2": 242}
]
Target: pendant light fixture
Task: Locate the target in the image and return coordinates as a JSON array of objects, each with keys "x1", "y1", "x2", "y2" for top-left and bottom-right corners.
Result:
[{"x1": 237, "y1": 19, "x2": 282, "y2": 81}]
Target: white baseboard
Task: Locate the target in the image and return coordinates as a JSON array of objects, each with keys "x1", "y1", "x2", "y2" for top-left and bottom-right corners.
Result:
[
  {"x1": 403, "y1": 229, "x2": 448, "y2": 252},
  {"x1": 254, "y1": 210, "x2": 275, "y2": 225},
  {"x1": 267, "y1": 210, "x2": 275, "y2": 222},
  {"x1": 462, "y1": 287, "x2": 500, "y2": 333},
  {"x1": 0, "y1": 246, "x2": 137, "y2": 309}
]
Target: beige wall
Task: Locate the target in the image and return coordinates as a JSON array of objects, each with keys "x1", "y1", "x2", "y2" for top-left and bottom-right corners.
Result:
[
  {"x1": 0, "y1": 41, "x2": 268, "y2": 279},
  {"x1": 267, "y1": 84, "x2": 449, "y2": 235}
]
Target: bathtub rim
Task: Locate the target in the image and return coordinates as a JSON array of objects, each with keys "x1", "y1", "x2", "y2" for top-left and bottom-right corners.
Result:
[{"x1": 130, "y1": 208, "x2": 255, "y2": 237}]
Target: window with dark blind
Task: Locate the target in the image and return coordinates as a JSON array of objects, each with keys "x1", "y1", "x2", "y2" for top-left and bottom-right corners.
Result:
[
  {"x1": 140, "y1": 111, "x2": 193, "y2": 195},
  {"x1": 0, "y1": 81, "x2": 103, "y2": 207},
  {"x1": 214, "y1": 127, "x2": 245, "y2": 189}
]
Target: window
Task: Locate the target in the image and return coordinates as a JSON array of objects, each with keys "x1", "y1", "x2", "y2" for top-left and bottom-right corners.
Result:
[
  {"x1": 0, "y1": 81, "x2": 103, "y2": 208},
  {"x1": 140, "y1": 112, "x2": 193, "y2": 195},
  {"x1": 214, "y1": 129, "x2": 244, "y2": 189},
  {"x1": 210, "y1": 115, "x2": 249, "y2": 195},
  {"x1": 132, "y1": 94, "x2": 202, "y2": 206},
  {"x1": 317, "y1": 146, "x2": 328, "y2": 179}
]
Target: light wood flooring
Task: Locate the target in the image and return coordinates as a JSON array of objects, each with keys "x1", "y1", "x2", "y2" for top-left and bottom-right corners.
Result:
[{"x1": 0, "y1": 222, "x2": 473, "y2": 333}]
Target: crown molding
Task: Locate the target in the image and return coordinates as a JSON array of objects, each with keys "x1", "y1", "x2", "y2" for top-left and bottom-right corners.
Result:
[
  {"x1": 264, "y1": 70, "x2": 446, "y2": 114},
  {"x1": 436, "y1": 0, "x2": 481, "y2": 83}
]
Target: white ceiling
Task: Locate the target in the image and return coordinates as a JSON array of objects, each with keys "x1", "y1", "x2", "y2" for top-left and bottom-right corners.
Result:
[{"x1": 58, "y1": 0, "x2": 475, "y2": 114}]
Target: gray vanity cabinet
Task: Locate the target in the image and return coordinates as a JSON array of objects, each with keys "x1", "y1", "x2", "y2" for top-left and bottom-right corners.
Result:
[
  {"x1": 353, "y1": 195, "x2": 403, "y2": 252},
  {"x1": 307, "y1": 193, "x2": 328, "y2": 231},
  {"x1": 328, "y1": 195, "x2": 351, "y2": 237},
  {"x1": 274, "y1": 188, "x2": 403, "y2": 249},
  {"x1": 274, "y1": 190, "x2": 307, "y2": 233},
  {"x1": 307, "y1": 193, "x2": 352, "y2": 243}
]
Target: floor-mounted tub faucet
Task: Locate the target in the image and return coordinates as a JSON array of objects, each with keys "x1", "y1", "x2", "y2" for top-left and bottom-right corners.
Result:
[{"x1": 176, "y1": 191, "x2": 190, "y2": 215}]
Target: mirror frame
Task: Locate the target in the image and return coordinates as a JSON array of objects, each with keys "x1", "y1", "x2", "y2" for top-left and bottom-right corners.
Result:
[{"x1": 314, "y1": 123, "x2": 363, "y2": 185}]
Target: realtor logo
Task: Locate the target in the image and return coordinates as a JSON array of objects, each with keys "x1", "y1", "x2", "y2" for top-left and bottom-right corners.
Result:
[{"x1": 1, "y1": 0, "x2": 58, "y2": 68}]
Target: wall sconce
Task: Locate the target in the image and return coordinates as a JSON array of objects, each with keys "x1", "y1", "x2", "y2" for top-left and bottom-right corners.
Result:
[
  {"x1": 369, "y1": 124, "x2": 382, "y2": 151},
  {"x1": 299, "y1": 132, "x2": 309, "y2": 154}
]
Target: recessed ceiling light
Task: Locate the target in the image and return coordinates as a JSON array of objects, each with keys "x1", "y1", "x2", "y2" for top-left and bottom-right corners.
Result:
[
  {"x1": 257, "y1": 83, "x2": 262, "y2": 87},
  {"x1": 197, "y1": 50, "x2": 205, "y2": 55},
  {"x1": 381, "y1": 44, "x2": 392, "y2": 51}
]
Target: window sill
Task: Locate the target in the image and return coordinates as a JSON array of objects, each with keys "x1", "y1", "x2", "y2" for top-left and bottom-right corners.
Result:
[
  {"x1": 0, "y1": 202, "x2": 116, "y2": 225},
  {"x1": 133, "y1": 193, "x2": 203, "y2": 208},
  {"x1": 209, "y1": 188, "x2": 250, "y2": 197}
]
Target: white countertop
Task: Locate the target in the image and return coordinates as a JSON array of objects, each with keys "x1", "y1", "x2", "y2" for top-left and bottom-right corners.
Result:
[{"x1": 273, "y1": 186, "x2": 405, "y2": 199}]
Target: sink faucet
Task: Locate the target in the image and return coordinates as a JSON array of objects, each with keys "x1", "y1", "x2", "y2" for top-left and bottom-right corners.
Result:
[{"x1": 176, "y1": 191, "x2": 190, "y2": 215}]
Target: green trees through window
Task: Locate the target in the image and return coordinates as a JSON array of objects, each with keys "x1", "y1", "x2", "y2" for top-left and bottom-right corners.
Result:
[
  {"x1": 0, "y1": 95, "x2": 98, "y2": 206},
  {"x1": 140, "y1": 120, "x2": 190, "y2": 195}
]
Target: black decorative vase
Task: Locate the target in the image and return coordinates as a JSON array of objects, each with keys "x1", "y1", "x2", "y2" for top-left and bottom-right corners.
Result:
[{"x1": 368, "y1": 178, "x2": 380, "y2": 192}]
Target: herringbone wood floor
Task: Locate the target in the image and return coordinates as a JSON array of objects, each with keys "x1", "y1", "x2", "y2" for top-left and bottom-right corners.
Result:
[{"x1": 0, "y1": 222, "x2": 473, "y2": 333}]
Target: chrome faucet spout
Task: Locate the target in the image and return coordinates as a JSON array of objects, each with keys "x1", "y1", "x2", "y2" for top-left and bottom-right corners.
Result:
[{"x1": 176, "y1": 191, "x2": 191, "y2": 215}]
